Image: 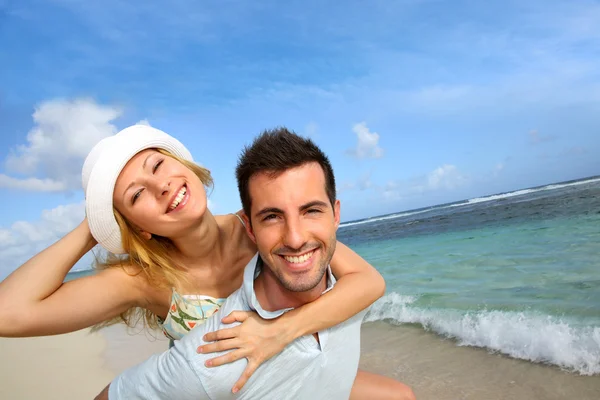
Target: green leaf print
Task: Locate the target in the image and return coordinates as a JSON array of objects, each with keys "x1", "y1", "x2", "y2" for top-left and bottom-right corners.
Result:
[
  {"x1": 170, "y1": 314, "x2": 190, "y2": 331},
  {"x1": 175, "y1": 307, "x2": 202, "y2": 321}
]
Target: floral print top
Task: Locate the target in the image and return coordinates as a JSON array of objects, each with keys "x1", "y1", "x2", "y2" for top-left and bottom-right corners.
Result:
[{"x1": 158, "y1": 289, "x2": 226, "y2": 341}]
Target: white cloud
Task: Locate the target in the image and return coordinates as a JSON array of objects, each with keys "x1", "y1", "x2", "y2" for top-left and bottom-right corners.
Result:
[
  {"x1": 339, "y1": 170, "x2": 373, "y2": 194},
  {"x1": 346, "y1": 122, "x2": 384, "y2": 159},
  {"x1": 0, "y1": 174, "x2": 67, "y2": 191},
  {"x1": 529, "y1": 129, "x2": 556, "y2": 145},
  {"x1": 0, "y1": 201, "x2": 91, "y2": 279},
  {"x1": 136, "y1": 119, "x2": 151, "y2": 126},
  {"x1": 425, "y1": 164, "x2": 468, "y2": 191},
  {"x1": 381, "y1": 164, "x2": 469, "y2": 201},
  {"x1": 0, "y1": 229, "x2": 14, "y2": 246},
  {"x1": 2, "y1": 98, "x2": 122, "y2": 192}
]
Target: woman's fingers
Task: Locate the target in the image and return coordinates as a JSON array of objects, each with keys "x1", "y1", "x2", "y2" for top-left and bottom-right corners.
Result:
[
  {"x1": 197, "y1": 337, "x2": 241, "y2": 354},
  {"x1": 202, "y1": 325, "x2": 239, "y2": 342},
  {"x1": 204, "y1": 348, "x2": 247, "y2": 368},
  {"x1": 221, "y1": 310, "x2": 253, "y2": 324},
  {"x1": 232, "y1": 360, "x2": 260, "y2": 393}
]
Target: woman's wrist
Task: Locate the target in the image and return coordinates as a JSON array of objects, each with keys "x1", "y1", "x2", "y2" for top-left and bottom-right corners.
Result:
[
  {"x1": 77, "y1": 219, "x2": 98, "y2": 248},
  {"x1": 277, "y1": 310, "x2": 306, "y2": 342}
]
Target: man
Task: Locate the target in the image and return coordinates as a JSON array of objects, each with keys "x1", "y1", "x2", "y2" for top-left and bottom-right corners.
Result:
[{"x1": 98, "y1": 128, "x2": 402, "y2": 399}]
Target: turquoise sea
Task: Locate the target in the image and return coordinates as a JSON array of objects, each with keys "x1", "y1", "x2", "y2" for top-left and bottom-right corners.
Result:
[
  {"x1": 68, "y1": 176, "x2": 600, "y2": 376},
  {"x1": 339, "y1": 176, "x2": 600, "y2": 376}
]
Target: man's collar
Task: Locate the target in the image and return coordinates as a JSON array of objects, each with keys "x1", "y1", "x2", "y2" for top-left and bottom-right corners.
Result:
[{"x1": 242, "y1": 253, "x2": 336, "y2": 320}]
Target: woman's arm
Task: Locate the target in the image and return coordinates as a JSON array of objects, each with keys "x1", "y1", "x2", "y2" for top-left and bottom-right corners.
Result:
[
  {"x1": 0, "y1": 220, "x2": 147, "y2": 337},
  {"x1": 276, "y1": 241, "x2": 385, "y2": 338},
  {"x1": 200, "y1": 241, "x2": 385, "y2": 392}
]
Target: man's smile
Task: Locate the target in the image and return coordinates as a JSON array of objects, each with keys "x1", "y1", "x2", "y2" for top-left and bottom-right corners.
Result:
[{"x1": 277, "y1": 249, "x2": 319, "y2": 272}]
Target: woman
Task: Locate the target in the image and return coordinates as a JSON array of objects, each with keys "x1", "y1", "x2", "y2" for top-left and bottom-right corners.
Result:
[{"x1": 0, "y1": 125, "x2": 414, "y2": 399}]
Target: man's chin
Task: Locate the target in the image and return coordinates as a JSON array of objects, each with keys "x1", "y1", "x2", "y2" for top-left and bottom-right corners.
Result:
[{"x1": 279, "y1": 269, "x2": 328, "y2": 293}]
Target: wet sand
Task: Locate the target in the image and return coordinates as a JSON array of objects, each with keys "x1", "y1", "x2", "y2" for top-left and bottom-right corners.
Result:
[{"x1": 360, "y1": 321, "x2": 600, "y2": 400}]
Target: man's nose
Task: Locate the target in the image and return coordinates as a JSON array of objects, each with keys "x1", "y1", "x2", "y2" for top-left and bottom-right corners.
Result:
[{"x1": 282, "y1": 218, "x2": 307, "y2": 251}]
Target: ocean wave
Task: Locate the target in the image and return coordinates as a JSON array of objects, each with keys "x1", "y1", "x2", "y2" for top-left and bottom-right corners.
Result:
[
  {"x1": 340, "y1": 209, "x2": 435, "y2": 228},
  {"x1": 465, "y1": 189, "x2": 537, "y2": 204},
  {"x1": 340, "y1": 177, "x2": 600, "y2": 228},
  {"x1": 465, "y1": 177, "x2": 600, "y2": 205},
  {"x1": 365, "y1": 293, "x2": 600, "y2": 375}
]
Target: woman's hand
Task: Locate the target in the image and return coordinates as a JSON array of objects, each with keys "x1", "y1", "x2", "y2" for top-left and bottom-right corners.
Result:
[{"x1": 197, "y1": 311, "x2": 293, "y2": 393}]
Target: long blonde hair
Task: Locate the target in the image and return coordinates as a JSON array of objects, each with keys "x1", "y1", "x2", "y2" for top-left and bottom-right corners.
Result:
[{"x1": 92, "y1": 149, "x2": 213, "y2": 332}]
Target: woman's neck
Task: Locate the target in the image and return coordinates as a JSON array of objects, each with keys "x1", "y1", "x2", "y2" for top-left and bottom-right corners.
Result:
[{"x1": 170, "y1": 210, "x2": 225, "y2": 268}]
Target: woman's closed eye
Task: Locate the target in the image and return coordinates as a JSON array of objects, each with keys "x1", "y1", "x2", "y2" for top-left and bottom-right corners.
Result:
[
  {"x1": 153, "y1": 159, "x2": 164, "y2": 173},
  {"x1": 132, "y1": 189, "x2": 144, "y2": 205}
]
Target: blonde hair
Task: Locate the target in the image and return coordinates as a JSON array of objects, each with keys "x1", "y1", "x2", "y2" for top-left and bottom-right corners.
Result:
[{"x1": 92, "y1": 149, "x2": 213, "y2": 332}]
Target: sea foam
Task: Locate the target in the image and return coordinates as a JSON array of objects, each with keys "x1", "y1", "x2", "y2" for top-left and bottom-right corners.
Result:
[{"x1": 365, "y1": 292, "x2": 600, "y2": 375}]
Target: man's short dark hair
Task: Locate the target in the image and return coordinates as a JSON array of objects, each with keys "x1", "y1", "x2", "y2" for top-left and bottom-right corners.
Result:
[{"x1": 236, "y1": 127, "x2": 336, "y2": 220}]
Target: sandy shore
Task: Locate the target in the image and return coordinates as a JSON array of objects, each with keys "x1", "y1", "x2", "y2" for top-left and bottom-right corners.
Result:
[
  {"x1": 1, "y1": 322, "x2": 599, "y2": 399},
  {"x1": 360, "y1": 322, "x2": 600, "y2": 400},
  {"x1": 0, "y1": 329, "x2": 115, "y2": 399}
]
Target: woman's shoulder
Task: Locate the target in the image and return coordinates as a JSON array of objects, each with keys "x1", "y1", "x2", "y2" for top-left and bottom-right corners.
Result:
[{"x1": 94, "y1": 263, "x2": 170, "y2": 307}]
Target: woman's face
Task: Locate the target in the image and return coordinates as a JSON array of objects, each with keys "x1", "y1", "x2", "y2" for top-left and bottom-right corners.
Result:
[{"x1": 113, "y1": 149, "x2": 207, "y2": 238}]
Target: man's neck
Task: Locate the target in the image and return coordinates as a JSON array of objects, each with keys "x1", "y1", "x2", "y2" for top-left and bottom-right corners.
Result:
[{"x1": 254, "y1": 262, "x2": 327, "y2": 311}]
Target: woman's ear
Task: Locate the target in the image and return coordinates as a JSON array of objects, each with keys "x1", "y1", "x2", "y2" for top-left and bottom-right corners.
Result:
[{"x1": 139, "y1": 230, "x2": 152, "y2": 240}]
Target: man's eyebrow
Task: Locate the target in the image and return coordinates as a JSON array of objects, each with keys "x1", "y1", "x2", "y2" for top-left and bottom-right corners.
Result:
[
  {"x1": 254, "y1": 201, "x2": 329, "y2": 218},
  {"x1": 299, "y1": 200, "x2": 329, "y2": 211},
  {"x1": 255, "y1": 207, "x2": 284, "y2": 218}
]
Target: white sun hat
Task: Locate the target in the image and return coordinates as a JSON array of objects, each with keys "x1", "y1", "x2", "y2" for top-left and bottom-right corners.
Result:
[{"x1": 82, "y1": 124, "x2": 193, "y2": 254}]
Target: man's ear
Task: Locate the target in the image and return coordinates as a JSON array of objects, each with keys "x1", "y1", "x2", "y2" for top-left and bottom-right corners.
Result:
[
  {"x1": 333, "y1": 199, "x2": 341, "y2": 230},
  {"x1": 241, "y1": 212, "x2": 257, "y2": 244}
]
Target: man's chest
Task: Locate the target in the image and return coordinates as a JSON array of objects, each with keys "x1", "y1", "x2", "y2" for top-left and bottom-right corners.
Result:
[{"x1": 200, "y1": 319, "x2": 363, "y2": 399}]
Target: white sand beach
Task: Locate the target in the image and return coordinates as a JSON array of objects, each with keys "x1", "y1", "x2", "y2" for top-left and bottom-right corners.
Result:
[
  {"x1": 0, "y1": 329, "x2": 115, "y2": 400},
  {"x1": 0, "y1": 324, "x2": 167, "y2": 400}
]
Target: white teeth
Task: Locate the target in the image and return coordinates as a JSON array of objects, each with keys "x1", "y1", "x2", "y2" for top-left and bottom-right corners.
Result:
[
  {"x1": 284, "y1": 251, "x2": 314, "y2": 264},
  {"x1": 169, "y1": 186, "x2": 187, "y2": 210}
]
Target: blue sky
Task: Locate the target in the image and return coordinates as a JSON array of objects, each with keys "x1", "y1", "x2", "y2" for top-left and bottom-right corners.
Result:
[{"x1": 1, "y1": 0, "x2": 599, "y2": 277}]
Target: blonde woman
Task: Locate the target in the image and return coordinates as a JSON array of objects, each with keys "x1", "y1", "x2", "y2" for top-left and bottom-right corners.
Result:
[{"x1": 0, "y1": 125, "x2": 414, "y2": 399}]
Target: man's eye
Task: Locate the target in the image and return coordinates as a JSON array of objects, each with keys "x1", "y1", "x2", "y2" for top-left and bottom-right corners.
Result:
[
  {"x1": 153, "y1": 159, "x2": 164, "y2": 173},
  {"x1": 263, "y1": 214, "x2": 277, "y2": 221},
  {"x1": 132, "y1": 189, "x2": 143, "y2": 205},
  {"x1": 307, "y1": 209, "x2": 322, "y2": 214}
]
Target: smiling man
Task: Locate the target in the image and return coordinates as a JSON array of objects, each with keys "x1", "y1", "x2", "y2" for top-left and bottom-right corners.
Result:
[{"x1": 102, "y1": 128, "x2": 368, "y2": 399}]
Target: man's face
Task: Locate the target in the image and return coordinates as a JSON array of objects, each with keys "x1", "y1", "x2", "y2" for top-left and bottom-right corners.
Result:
[{"x1": 245, "y1": 162, "x2": 340, "y2": 292}]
